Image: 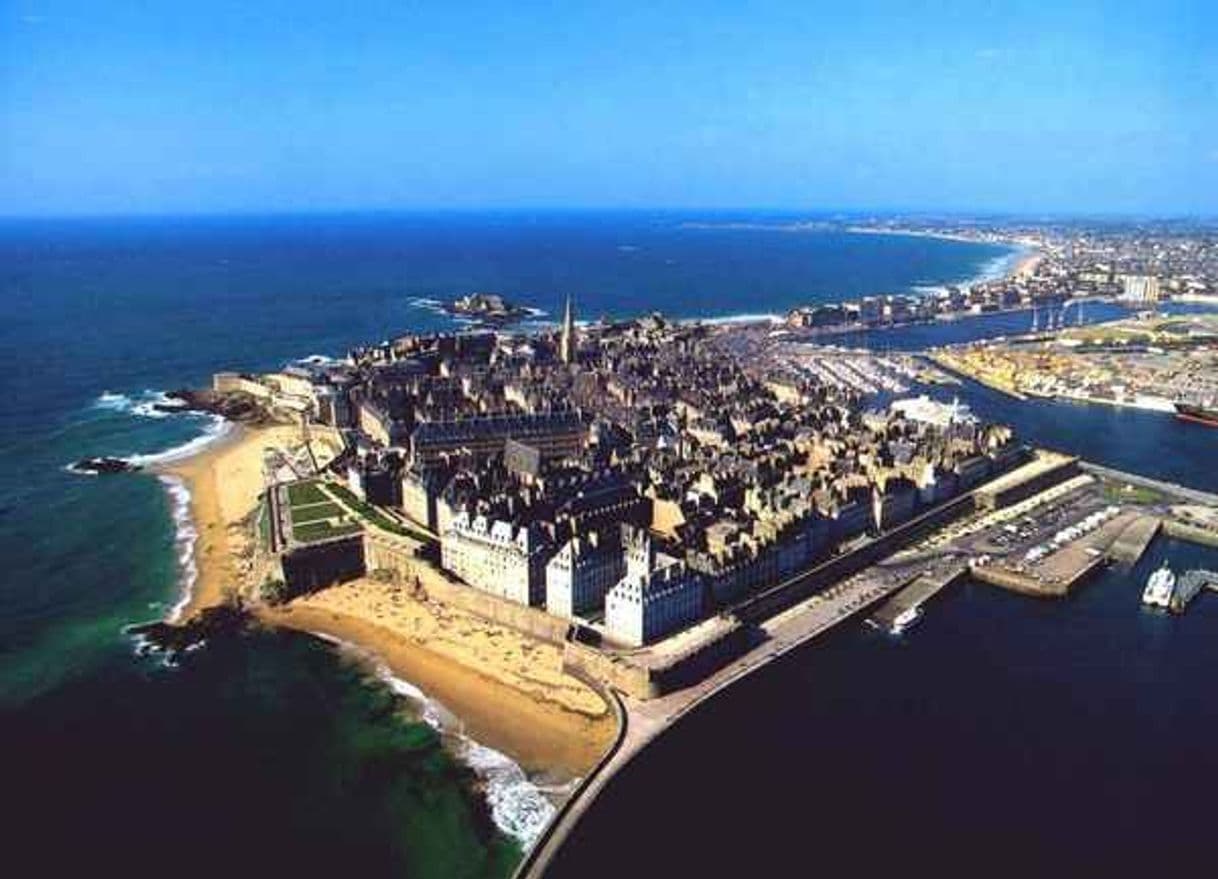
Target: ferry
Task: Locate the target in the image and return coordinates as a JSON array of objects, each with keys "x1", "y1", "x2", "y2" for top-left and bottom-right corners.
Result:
[
  {"x1": 890, "y1": 606, "x2": 922, "y2": 635},
  {"x1": 1142, "y1": 563, "x2": 1176, "y2": 609}
]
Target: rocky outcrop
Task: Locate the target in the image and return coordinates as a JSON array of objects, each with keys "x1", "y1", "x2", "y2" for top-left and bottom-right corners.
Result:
[
  {"x1": 70, "y1": 456, "x2": 141, "y2": 474},
  {"x1": 161, "y1": 388, "x2": 271, "y2": 424},
  {"x1": 127, "y1": 602, "x2": 252, "y2": 655},
  {"x1": 444, "y1": 292, "x2": 532, "y2": 325}
]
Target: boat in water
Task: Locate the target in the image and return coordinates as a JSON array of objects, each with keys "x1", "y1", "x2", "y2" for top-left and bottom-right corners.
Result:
[
  {"x1": 1142, "y1": 563, "x2": 1176, "y2": 609},
  {"x1": 1174, "y1": 400, "x2": 1218, "y2": 427},
  {"x1": 890, "y1": 605, "x2": 922, "y2": 635}
]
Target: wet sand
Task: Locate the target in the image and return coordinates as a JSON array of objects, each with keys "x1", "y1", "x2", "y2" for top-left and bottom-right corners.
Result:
[
  {"x1": 264, "y1": 599, "x2": 616, "y2": 778},
  {"x1": 159, "y1": 423, "x2": 310, "y2": 616}
]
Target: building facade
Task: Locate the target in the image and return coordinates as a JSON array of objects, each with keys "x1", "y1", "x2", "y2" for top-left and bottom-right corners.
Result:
[
  {"x1": 441, "y1": 512, "x2": 550, "y2": 606},
  {"x1": 545, "y1": 530, "x2": 625, "y2": 618},
  {"x1": 604, "y1": 529, "x2": 703, "y2": 646}
]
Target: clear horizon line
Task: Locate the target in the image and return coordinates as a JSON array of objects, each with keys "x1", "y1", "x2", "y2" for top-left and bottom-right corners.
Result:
[{"x1": 2, "y1": 204, "x2": 1217, "y2": 224}]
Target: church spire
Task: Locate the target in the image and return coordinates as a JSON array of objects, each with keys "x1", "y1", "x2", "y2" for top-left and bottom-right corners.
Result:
[{"x1": 560, "y1": 294, "x2": 575, "y2": 364}]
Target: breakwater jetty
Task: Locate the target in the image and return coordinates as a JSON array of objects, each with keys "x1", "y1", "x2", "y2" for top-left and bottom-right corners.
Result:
[
  {"x1": 868, "y1": 566, "x2": 969, "y2": 631},
  {"x1": 1079, "y1": 462, "x2": 1218, "y2": 507}
]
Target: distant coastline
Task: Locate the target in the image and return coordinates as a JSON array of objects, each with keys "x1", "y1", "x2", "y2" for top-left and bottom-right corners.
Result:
[
  {"x1": 844, "y1": 224, "x2": 1038, "y2": 286},
  {"x1": 676, "y1": 219, "x2": 1034, "y2": 304}
]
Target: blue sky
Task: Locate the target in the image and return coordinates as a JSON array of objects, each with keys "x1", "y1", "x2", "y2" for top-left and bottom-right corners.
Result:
[{"x1": 2, "y1": 0, "x2": 1215, "y2": 216}]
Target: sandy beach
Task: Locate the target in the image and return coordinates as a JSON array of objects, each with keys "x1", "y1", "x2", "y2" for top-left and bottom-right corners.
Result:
[
  {"x1": 159, "y1": 423, "x2": 312, "y2": 616},
  {"x1": 160, "y1": 421, "x2": 616, "y2": 777},
  {"x1": 265, "y1": 593, "x2": 615, "y2": 777},
  {"x1": 1013, "y1": 250, "x2": 1045, "y2": 278}
]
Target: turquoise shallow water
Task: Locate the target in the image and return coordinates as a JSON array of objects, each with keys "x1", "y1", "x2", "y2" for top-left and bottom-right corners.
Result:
[{"x1": 0, "y1": 213, "x2": 1017, "y2": 876}]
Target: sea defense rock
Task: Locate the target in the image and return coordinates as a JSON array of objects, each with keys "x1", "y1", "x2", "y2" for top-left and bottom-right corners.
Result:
[
  {"x1": 71, "y1": 456, "x2": 141, "y2": 474},
  {"x1": 162, "y1": 388, "x2": 269, "y2": 423}
]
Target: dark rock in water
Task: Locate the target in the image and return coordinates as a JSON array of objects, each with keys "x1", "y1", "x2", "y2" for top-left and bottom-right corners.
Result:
[
  {"x1": 163, "y1": 388, "x2": 269, "y2": 424},
  {"x1": 72, "y1": 456, "x2": 140, "y2": 474},
  {"x1": 126, "y1": 603, "x2": 252, "y2": 655},
  {"x1": 444, "y1": 292, "x2": 532, "y2": 325}
]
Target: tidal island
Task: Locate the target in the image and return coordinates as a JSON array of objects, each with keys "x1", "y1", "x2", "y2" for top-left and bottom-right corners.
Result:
[{"x1": 160, "y1": 278, "x2": 1218, "y2": 874}]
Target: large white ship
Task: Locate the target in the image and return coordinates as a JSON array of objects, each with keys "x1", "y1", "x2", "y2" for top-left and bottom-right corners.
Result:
[
  {"x1": 890, "y1": 606, "x2": 922, "y2": 635},
  {"x1": 1142, "y1": 563, "x2": 1176, "y2": 609}
]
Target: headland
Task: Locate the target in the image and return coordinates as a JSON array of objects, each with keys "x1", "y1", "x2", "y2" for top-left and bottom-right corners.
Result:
[{"x1": 137, "y1": 216, "x2": 1218, "y2": 875}]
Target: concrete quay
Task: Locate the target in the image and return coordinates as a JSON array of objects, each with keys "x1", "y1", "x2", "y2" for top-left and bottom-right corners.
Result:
[
  {"x1": 868, "y1": 565, "x2": 969, "y2": 630},
  {"x1": 1080, "y1": 461, "x2": 1218, "y2": 507},
  {"x1": 1108, "y1": 514, "x2": 1162, "y2": 564}
]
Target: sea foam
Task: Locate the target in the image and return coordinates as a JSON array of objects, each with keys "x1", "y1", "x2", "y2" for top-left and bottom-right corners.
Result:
[
  {"x1": 93, "y1": 389, "x2": 193, "y2": 420},
  {"x1": 126, "y1": 415, "x2": 234, "y2": 468},
  {"x1": 159, "y1": 473, "x2": 200, "y2": 622},
  {"x1": 312, "y1": 634, "x2": 560, "y2": 848}
]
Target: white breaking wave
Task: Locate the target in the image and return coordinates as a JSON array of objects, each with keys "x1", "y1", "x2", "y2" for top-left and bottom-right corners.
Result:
[
  {"x1": 375, "y1": 659, "x2": 559, "y2": 847},
  {"x1": 694, "y1": 312, "x2": 783, "y2": 326},
  {"x1": 311, "y1": 634, "x2": 560, "y2": 848},
  {"x1": 461, "y1": 739, "x2": 558, "y2": 845},
  {"x1": 93, "y1": 389, "x2": 193, "y2": 420},
  {"x1": 293, "y1": 353, "x2": 347, "y2": 366},
  {"x1": 159, "y1": 474, "x2": 200, "y2": 623},
  {"x1": 95, "y1": 391, "x2": 132, "y2": 410},
  {"x1": 408, "y1": 297, "x2": 448, "y2": 315},
  {"x1": 967, "y1": 250, "x2": 1025, "y2": 287},
  {"x1": 91, "y1": 393, "x2": 236, "y2": 621},
  {"x1": 907, "y1": 247, "x2": 1026, "y2": 300},
  {"x1": 126, "y1": 415, "x2": 234, "y2": 467}
]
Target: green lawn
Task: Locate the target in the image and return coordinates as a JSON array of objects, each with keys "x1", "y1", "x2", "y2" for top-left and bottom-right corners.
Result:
[
  {"x1": 326, "y1": 483, "x2": 432, "y2": 542},
  {"x1": 292, "y1": 520, "x2": 363, "y2": 543},
  {"x1": 258, "y1": 500, "x2": 271, "y2": 546},
  {"x1": 287, "y1": 480, "x2": 329, "y2": 506},
  {"x1": 1102, "y1": 481, "x2": 1165, "y2": 506},
  {"x1": 289, "y1": 501, "x2": 344, "y2": 525}
]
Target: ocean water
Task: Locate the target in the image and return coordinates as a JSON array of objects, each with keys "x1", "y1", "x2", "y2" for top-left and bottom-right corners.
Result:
[
  {"x1": 0, "y1": 212, "x2": 1015, "y2": 877},
  {"x1": 549, "y1": 535, "x2": 1218, "y2": 878}
]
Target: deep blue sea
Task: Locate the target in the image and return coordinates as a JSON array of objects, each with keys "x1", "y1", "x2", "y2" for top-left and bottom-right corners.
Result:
[{"x1": 1, "y1": 212, "x2": 1212, "y2": 878}]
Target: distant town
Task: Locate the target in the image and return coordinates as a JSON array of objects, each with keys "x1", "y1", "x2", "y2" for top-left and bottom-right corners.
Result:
[{"x1": 788, "y1": 217, "x2": 1218, "y2": 332}]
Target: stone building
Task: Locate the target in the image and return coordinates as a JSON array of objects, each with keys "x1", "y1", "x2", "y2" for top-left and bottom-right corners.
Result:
[
  {"x1": 411, "y1": 411, "x2": 588, "y2": 467},
  {"x1": 441, "y1": 512, "x2": 550, "y2": 606},
  {"x1": 545, "y1": 529, "x2": 625, "y2": 619},
  {"x1": 604, "y1": 529, "x2": 703, "y2": 646}
]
